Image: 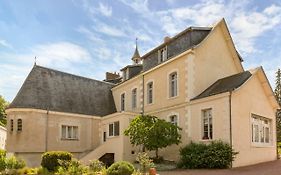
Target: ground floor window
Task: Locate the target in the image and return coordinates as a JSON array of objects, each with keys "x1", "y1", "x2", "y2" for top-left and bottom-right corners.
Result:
[
  {"x1": 61, "y1": 125, "x2": 78, "y2": 140},
  {"x1": 109, "y1": 121, "x2": 120, "y2": 137},
  {"x1": 169, "y1": 115, "x2": 178, "y2": 126},
  {"x1": 202, "y1": 108, "x2": 212, "y2": 140},
  {"x1": 251, "y1": 114, "x2": 271, "y2": 145}
]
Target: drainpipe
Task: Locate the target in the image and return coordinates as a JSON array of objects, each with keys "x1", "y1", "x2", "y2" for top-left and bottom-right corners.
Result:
[
  {"x1": 45, "y1": 109, "x2": 49, "y2": 152},
  {"x1": 275, "y1": 109, "x2": 276, "y2": 159},
  {"x1": 229, "y1": 91, "x2": 233, "y2": 168},
  {"x1": 141, "y1": 74, "x2": 144, "y2": 116}
]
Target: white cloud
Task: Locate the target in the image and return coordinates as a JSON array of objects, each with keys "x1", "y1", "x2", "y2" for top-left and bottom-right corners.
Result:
[
  {"x1": 0, "y1": 41, "x2": 92, "y2": 101},
  {"x1": 0, "y1": 39, "x2": 12, "y2": 49},
  {"x1": 79, "y1": 0, "x2": 112, "y2": 17},
  {"x1": 98, "y1": 3, "x2": 112, "y2": 17},
  {"x1": 120, "y1": 0, "x2": 281, "y2": 55},
  {"x1": 93, "y1": 22, "x2": 126, "y2": 37},
  {"x1": 32, "y1": 42, "x2": 91, "y2": 65}
]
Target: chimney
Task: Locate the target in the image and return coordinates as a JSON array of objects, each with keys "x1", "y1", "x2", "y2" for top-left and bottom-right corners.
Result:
[
  {"x1": 106, "y1": 72, "x2": 120, "y2": 81},
  {"x1": 164, "y1": 36, "x2": 171, "y2": 43}
]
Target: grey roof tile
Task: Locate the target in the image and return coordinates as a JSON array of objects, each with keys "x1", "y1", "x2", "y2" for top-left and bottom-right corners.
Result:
[
  {"x1": 8, "y1": 65, "x2": 117, "y2": 116},
  {"x1": 192, "y1": 71, "x2": 252, "y2": 100}
]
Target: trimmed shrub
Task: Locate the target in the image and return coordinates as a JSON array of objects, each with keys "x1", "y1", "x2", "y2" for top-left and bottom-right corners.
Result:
[
  {"x1": 107, "y1": 161, "x2": 135, "y2": 175},
  {"x1": 41, "y1": 151, "x2": 72, "y2": 172},
  {"x1": 178, "y1": 140, "x2": 238, "y2": 169},
  {"x1": 89, "y1": 159, "x2": 105, "y2": 172}
]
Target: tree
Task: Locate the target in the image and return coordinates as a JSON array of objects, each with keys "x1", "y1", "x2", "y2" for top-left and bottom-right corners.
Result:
[
  {"x1": 124, "y1": 115, "x2": 182, "y2": 158},
  {"x1": 274, "y1": 69, "x2": 281, "y2": 142},
  {"x1": 0, "y1": 95, "x2": 8, "y2": 127}
]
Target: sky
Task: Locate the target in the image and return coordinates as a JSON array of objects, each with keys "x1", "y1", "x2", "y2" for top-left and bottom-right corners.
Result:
[{"x1": 0, "y1": 0, "x2": 281, "y2": 102}]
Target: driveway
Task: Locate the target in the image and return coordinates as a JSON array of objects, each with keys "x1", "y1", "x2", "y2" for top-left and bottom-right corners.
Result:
[{"x1": 160, "y1": 160, "x2": 281, "y2": 175}]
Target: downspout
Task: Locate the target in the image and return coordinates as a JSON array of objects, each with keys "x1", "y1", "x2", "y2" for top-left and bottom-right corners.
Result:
[
  {"x1": 276, "y1": 109, "x2": 279, "y2": 159},
  {"x1": 229, "y1": 91, "x2": 233, "y2": 168},
  {"x1": 142, "y1": 74, "x2": 144, "y2": 116},
  {"x1": 45, "y1": 109, "x2": 49, "y2": 152}
]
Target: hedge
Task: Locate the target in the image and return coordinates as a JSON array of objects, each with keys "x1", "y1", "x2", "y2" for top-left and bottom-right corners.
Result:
[
  {"x1": 178, "y1": 140, "x2": 238, "y2": 169},
  {"x1": 41, "y1": 151, "x2": 72, "y2": 172}
]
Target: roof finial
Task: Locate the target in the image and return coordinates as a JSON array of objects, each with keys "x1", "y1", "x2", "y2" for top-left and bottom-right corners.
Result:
[
  {"x1": 34, "y1": 56, "x2": 37, "y2": 66},
  {"x1": 135, "y1": 37, "x2": 138, "y2": 49}
]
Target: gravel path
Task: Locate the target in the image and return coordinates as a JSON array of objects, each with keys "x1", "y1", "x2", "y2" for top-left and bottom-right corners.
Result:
[{"x1": 160, "y1": 160, "x2": 281, "y2": 175}]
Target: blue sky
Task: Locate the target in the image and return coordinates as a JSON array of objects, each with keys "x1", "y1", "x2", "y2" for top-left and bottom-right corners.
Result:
[{"x1": 0, "y1": 0, "x2": 281, "y2": 102}]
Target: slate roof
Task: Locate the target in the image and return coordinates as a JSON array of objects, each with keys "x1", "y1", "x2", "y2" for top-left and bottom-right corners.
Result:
[
  {"x1": 192, "y1": 71, "x2": 252, "y2": 100},
  {"x1": 8, "y1": 65, "x2": 117, "y2": 116}
]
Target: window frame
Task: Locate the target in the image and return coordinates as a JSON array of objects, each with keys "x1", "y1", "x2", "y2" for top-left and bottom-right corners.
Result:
[
  {"x1": 201, "y1": 108, "x2": 213, "y2": 140},
  {"x1": 61, "y1": 125, "x2": 79, "y2": 140},
  {"x1": 17, "y1": 119, "x2": 22, "y2": 132},
  {"x1": 120, "y1": 93, "x2": 125, "y2": 111},
  {"x1": 131, "y1": 88, "x2": 137, "y2": 109},
  {"x1": 158, "y1": 46, "x2": 168, "y2": 63},
  {"x1": 169, "y1": 115, "x2": 178, "y2": 126},
  {"x1": 168, "y1": 71, "x2": 178, "y2": 98},
  {"x1": 108, "y1": 121, "x2": 120, "y2": 138},
  {"x1": 10, "y1": 119, "x2": 14, "y2": 132},
  {"x1": 147, "y1": 81, "x2": 154, "y2": 105},
  {"x1": 251, "y1": 114, "x2": 272, "y2": 147}
]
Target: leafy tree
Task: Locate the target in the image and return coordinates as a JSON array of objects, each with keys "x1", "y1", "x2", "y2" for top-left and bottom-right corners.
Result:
[
  {"x1": 124, "y1": 115, "x2": 182, "y2": 158},
  {"x1": 0, "y1": 96, "x2": 8, "y2": 127},
  {"x1": 275, "y1": 69, "x2": 281, "y2": 142}
]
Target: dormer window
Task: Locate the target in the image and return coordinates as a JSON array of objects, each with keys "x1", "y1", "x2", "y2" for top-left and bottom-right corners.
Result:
[{"x1": 158, "y1": 46, "x2": 167, "y2": 63}]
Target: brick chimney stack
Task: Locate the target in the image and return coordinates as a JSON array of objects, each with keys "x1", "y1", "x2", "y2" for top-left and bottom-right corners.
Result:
[{"x1": 105, "y1": 72, "x2": 120, "y2": 81}]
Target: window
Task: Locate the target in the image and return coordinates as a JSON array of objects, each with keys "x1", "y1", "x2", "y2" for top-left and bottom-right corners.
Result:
[
  {"x1": 103, "y1": 132, "x2": 106, "y2": 142},
  {"x1": 147, "y1": 82, "x2": 153, "y2": 104},
  {"x1": 169, "y1": 72, "x2": 178, "y2": 98},
  {"x1": 158, "y1": 47, "x2": 167, "y2": 63},
  {"x1": 10, "y1": 119, "x2": 13, "y2": 132},
  {"x1": 169, "y1": 115, "x2": 178, "y2": 126},
  {"x1": 202, "y1": 109, "x2": 212, "y2": 140},
  {"x1": 251, "y1": 114, "x2": 271, "y2": 145},
  {"x1": 121, "y1": 93, "x2": 125, "y2": 111},
  {"x1": 109, "y1": 121, "x2": 120, "y2": 137},
  {"x1": 132, "y1": 88, "x2": 137, "y2": 109},
  {"x1": 17, "y1": 119, "x2": 22, "y2": 132},
  {"x1": 61, "y1": 125, "x2": 78, "y2": 140}
]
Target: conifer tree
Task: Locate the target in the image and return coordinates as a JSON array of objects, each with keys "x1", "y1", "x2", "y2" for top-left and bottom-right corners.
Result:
[{"x1": 274, "y1": 68, "x2": 281, "y2": 142}]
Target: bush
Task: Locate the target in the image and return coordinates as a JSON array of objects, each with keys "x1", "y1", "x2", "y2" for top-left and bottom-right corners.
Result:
[
  {"x1": 6, "y1": 156, "x2": 26, "y2": 170},
  {"x1": 17, "y1": 167, "x2": 38, "y2": 175},
  {"x1": 89, "y1": 159, "x2": 105, "y2": 172},
  {"x1": 107, "y1": 161, "x2": 135, "y2": 175},
  {"x1": 178, "y1": 140, "x2": 238, "y2": 169},
  {"x1": 41, "y1": 151, "x2": 72, "y2": 172},
  {"x1": 56, "y1": 159, "x2": 87, "y2": 175},
  {"x1": 0, "y1": 150, "x2": 6, "y2": 171}
]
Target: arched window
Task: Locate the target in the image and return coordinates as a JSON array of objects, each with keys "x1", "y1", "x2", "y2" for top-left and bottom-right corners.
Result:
[{"x1": 17, "y1": 119, "x2": 22, "y2": 132}]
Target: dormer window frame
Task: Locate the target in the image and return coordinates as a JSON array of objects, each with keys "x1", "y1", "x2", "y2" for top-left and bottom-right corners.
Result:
[{"x1": 158, "y1": 46, "x2": 168, "y2": 63}]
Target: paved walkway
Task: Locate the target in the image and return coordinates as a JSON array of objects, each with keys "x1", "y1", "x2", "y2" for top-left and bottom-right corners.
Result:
[{"x1": 160, "y1": 160, "x2": 281, "y2": 175}]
